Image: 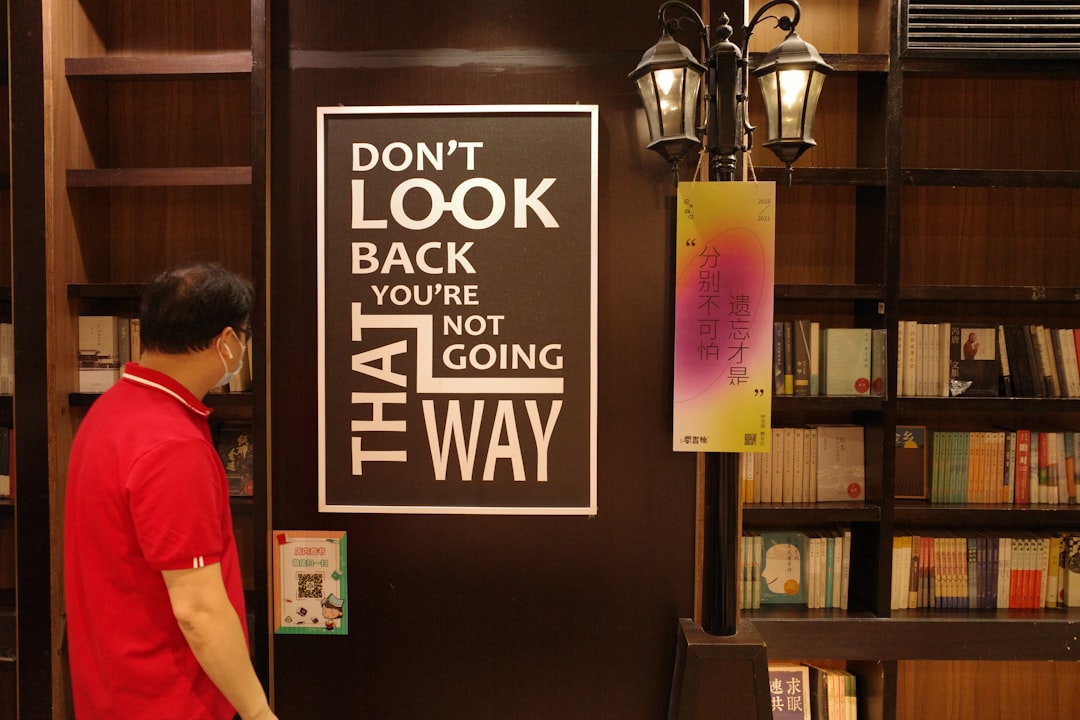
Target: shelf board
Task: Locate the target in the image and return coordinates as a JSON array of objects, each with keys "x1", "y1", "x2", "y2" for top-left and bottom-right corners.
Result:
[
  {"x1": 68, "y1": 283, "x2": 145, "y2": 300},
  {"x1": 65, "y1": 52, "x2": 253, "y2": 78},
  {"x1": 748, "y1": 52, "x2": 889, "y2": 74},
  {"x1": 896, "y1": 397, "x2": 1080, "y2": 414},
  {"x1": 894, "y1": 501, "x2": 1080, "y2": 528},
  {"x1": 775, "y1": 284, "x2": 886, "y2": 301},
  {"x1": 67, "y1": 166, "x2": 253, "y2": 188},
  {"x1": 753, "y1": 613, "x2": 1080, "y2": 660},
  {"x1": 754, "y1": 166, "x2": 887, "y2": 186},
  {"x1": 901, "y1": 168, "x2": 1080, "y2": 188},
  {"x1": 774, "y1": 395, "x2": 884, "y2": 413},
  {"x1": 744, "y1": 502, "x2": 882, "y2": 526},
  {"x1": 900, "y1": 285, "x2": 1080, "y2": 303}
]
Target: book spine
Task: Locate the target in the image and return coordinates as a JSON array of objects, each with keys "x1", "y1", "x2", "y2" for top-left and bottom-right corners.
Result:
[
  {"x1": 773, "y1": 321, "x2": 786, "y2": 396},
  {"x1": 997, "y1": 325, "x2": 1012, "y2": 396},
  {"x1": 783, "y1": 321, "x2": 794, "y2": 395}
]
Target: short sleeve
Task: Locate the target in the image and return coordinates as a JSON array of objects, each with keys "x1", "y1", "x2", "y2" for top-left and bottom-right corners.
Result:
[{"x1": 127, "y1": 437, "x2": 227, "y2": 571}]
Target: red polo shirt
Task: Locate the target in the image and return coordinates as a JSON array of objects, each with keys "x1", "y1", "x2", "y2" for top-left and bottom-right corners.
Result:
[{"x1": 64, "y1": 363, "x2": 247, "y2": 719}]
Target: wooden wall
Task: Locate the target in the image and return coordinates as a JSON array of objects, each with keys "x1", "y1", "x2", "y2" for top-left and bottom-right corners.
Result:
[{"x1": 267, "y1": 1, "x2": 698, "y2": 717}]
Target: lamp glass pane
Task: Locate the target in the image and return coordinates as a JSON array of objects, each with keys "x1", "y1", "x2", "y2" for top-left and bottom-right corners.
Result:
[
  {"x1": 656, "y1": 67, "x2": 689, "y2": 139},
  {"x1": 799, "y1": 71, "x2": 826, "y2": 140},
  {"x1": 635, "y1": 74, "x2": 662, "y2": 143},
  {"x1": 681, "y1": 66, "x2": 703, "y2": 140},
  {"x1": 777, "y1": 68, "x2": 811, "y2": 138},
  {"x1": 757, "y1": 72, "x2": 781, "y2": 142}
]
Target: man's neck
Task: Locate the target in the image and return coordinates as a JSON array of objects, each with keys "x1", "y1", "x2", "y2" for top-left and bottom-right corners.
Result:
[{"x1": 137, "y1": 350, "x2": 217, "y2": 399}]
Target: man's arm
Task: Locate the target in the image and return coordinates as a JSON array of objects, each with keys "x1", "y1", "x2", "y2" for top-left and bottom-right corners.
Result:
[{"x1": 163, "y1": 564, "x2": 278, "y2": 720}]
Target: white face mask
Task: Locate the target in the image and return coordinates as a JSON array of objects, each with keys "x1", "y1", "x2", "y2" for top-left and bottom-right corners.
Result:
[{"x1": 215, "y1": 330, "x2": 246, "y2": 388}]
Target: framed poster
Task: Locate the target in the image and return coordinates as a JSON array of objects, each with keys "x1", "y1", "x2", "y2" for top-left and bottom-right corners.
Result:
[
  {"x1": 273, "y1": 530, "x2": 348, "y2": 635},
  {"x1": 317, "y1": 105, "x2": 598, "y2": 514}
]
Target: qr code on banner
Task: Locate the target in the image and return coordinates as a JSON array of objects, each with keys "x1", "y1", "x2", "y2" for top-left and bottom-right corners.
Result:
[{"x1": 296, "y1": 572, "x2": 324, "y2": 600}]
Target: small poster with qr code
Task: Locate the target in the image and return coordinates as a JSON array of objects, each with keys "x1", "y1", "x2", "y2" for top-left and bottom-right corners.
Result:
[{"x1": 273, "y1": 530, "x2": 348, "y2": 635}]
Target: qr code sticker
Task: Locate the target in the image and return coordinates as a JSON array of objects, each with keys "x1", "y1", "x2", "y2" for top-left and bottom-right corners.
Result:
[{"x1": 296, "y1": 572, "x2": 324, "y2": 600}]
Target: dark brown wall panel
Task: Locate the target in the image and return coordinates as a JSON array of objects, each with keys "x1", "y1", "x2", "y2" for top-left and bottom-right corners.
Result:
[{"x1": 269, "y1": 2, "x2": 696, "y2": 717}]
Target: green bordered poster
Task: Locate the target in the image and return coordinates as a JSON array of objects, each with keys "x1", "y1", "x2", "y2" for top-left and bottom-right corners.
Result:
[{"x1": 273, "y1": 530, "x2": 348, "y2": 635}]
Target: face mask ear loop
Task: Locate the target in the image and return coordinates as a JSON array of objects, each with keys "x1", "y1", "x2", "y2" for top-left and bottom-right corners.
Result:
[{"x1": 221, "y1": 332, "x2": 236, "y2": 360}]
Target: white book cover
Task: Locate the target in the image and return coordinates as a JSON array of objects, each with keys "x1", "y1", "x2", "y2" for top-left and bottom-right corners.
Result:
[
  {"x1": 815, "y1": 425, "x2": 865, "y2": 502},
  {"x1": 78, "y1": 316, "x2": 121, "y2": 393},
  {"x1": 822, "y1": 328, "x2": 872, "y2": 396}
]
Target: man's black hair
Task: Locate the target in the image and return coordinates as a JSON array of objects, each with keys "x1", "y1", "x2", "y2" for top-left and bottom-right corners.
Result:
[{"x1": 139, "y1": 262, "x2": 253, "y2": 354}]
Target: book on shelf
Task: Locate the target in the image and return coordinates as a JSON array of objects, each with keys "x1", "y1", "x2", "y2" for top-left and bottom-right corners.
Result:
[
  {"x1": 740, "y1": 532, "x2": 763, "y2": 610},
  {"x1": 870, "y1": 328, "x2": 887, "y2": 397},
  {"x1": 899, "y1": 319, "x2": 918, "y2": 397},
  {"x1": 783, "y1": 321, "x2": 794, "y2": 395},
  {"x1": 892, "y1": 320, "x2": 1080, "y2": 397},
  {"x1": 0, "y1": 427, "x2": 12, "y2": 498},
  {"x1": 0, "y1": 323, "x2": 13, "y2": 396},
  {"x1": 745, "y1": 528, "x2": 851, "y2": 610},
  {"x1": 927, "y1": 429, "x2": 1079, "y2": 506},
  {"x1": 821, "y1": 328, "x2": 872, "y2": 396},
  {"x1": 949, "y1": 323, "x2": 1000, "y2": 397},
  {"x1": 76, "y1": 315, "x2": 146, "y2": 392},
  {"x1": 759, "y1": 530, "x2": 807, "y2": 605},
  {"x1": 78, "y1": 316, "x2": 123, "y2": 393},
  {"x1": 739, "y1": 427, "x2": 818, "y2": 504},
  {"x1": 894, "y1": 425, "x2": 928, "y2": 499},
  {"x1": 214, "y1": 423, "x2": 255, "y2": 496},
  {"x1": 129, "y1": 318, "x2": 142, "y2": 363},
  {"x1": 773, "y1": 322, "x2": 786, "y2": 396},
  {"x1": 806, "y1": 664, "x2": 858, "y2": 720},
  {"x1": 892, "y1": 532, "x2": 1080, "y2": 610},
  {"x1": 999, "y1": 324, "x2": 1080, "y2": 398},
  {"x1": 815, "y1": 425, "x2": 864, "y2": 502},
  {"x1": 793, "y1": 319, "x2": 812, "y2": 397},
  {"x1": 767, "y1": 663, "x2": 811, "y2": 720},
  {"x1": 771, "y1": 322, "x2": 881, "y2": 397},
  {"x1": 996, "y1": 324, "x2": 1013, "y2": 397}
]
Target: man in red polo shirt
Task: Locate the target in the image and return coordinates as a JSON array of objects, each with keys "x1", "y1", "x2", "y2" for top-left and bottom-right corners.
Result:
[{"x1": 64, "y1": 263, "x2": 277, "y2": 720}]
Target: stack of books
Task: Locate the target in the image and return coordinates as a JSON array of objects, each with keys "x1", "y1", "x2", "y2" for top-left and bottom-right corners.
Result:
[
  {"x1": 897, "y1": 321, "x2": 1080, "y2": 398},
  {"x1": 891, "y1": 532, "x2": 1080, "y2": 610},
  {"x1": 773, "y1": 322, "x2": 886, "y2": 397},
  {"x1": 739, "y1": 425, "x2": 865, "y2": 504},
  {"x1": 768, "y1": 663, "x2": 859, "y2": 720},
  {"x1": 924, "y1": 429, "x2": 1079, "y2": 505},
  {"x1": 741, "y1": 528, "x2": 852, "y2": 610}
]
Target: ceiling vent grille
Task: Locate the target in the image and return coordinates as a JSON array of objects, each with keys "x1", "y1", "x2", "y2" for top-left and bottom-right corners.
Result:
[{"x1": 903, "y1": 0, "x2": 1080, "y2": 56}]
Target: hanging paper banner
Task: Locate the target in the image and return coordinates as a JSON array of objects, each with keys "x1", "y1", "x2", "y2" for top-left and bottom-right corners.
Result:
[
  {"x1": 273, "y1": 530, "x2": 349, "y2": 635},
  {"x1": 673, "y1": 181, "x2": 775, "y2": 453}
]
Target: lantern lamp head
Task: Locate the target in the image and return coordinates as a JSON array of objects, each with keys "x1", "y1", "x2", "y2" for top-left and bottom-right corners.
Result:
[
  {"x1": 752, "y1": 28, "x2": 832, "y2": 169},
  {"x1": 631, "y1": 0, "x2": 831, "y2": 179},
  {"x1": 629, "y1": 31, "x2": 706, "y2": 166}
]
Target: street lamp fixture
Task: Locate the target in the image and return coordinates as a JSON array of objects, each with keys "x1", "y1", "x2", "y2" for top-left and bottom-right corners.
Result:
[{"x1": 630, "y1": 0, "x2": 831, "y2": 182}]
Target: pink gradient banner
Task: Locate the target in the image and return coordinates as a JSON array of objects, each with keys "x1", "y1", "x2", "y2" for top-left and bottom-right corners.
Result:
[{"x1": 673, "y1": 182, "x2": 775, "y2": 453}]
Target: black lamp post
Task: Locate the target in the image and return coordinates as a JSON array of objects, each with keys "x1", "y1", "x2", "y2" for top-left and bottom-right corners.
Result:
[
  {"x1": 631, "y1": 1, "x2": 830, "y2": 641},
  {"x1": 631, "y1": 0, "x2": 831, "y2": 182}
]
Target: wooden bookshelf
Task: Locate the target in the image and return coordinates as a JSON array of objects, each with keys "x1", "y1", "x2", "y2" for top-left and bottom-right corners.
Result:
[
  {"x1": 34, "y1": 0, "x2": 269, "y2": 716},
  {"x1": 742, "y1": 0, "x2": 1080, "y2": 718}
]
